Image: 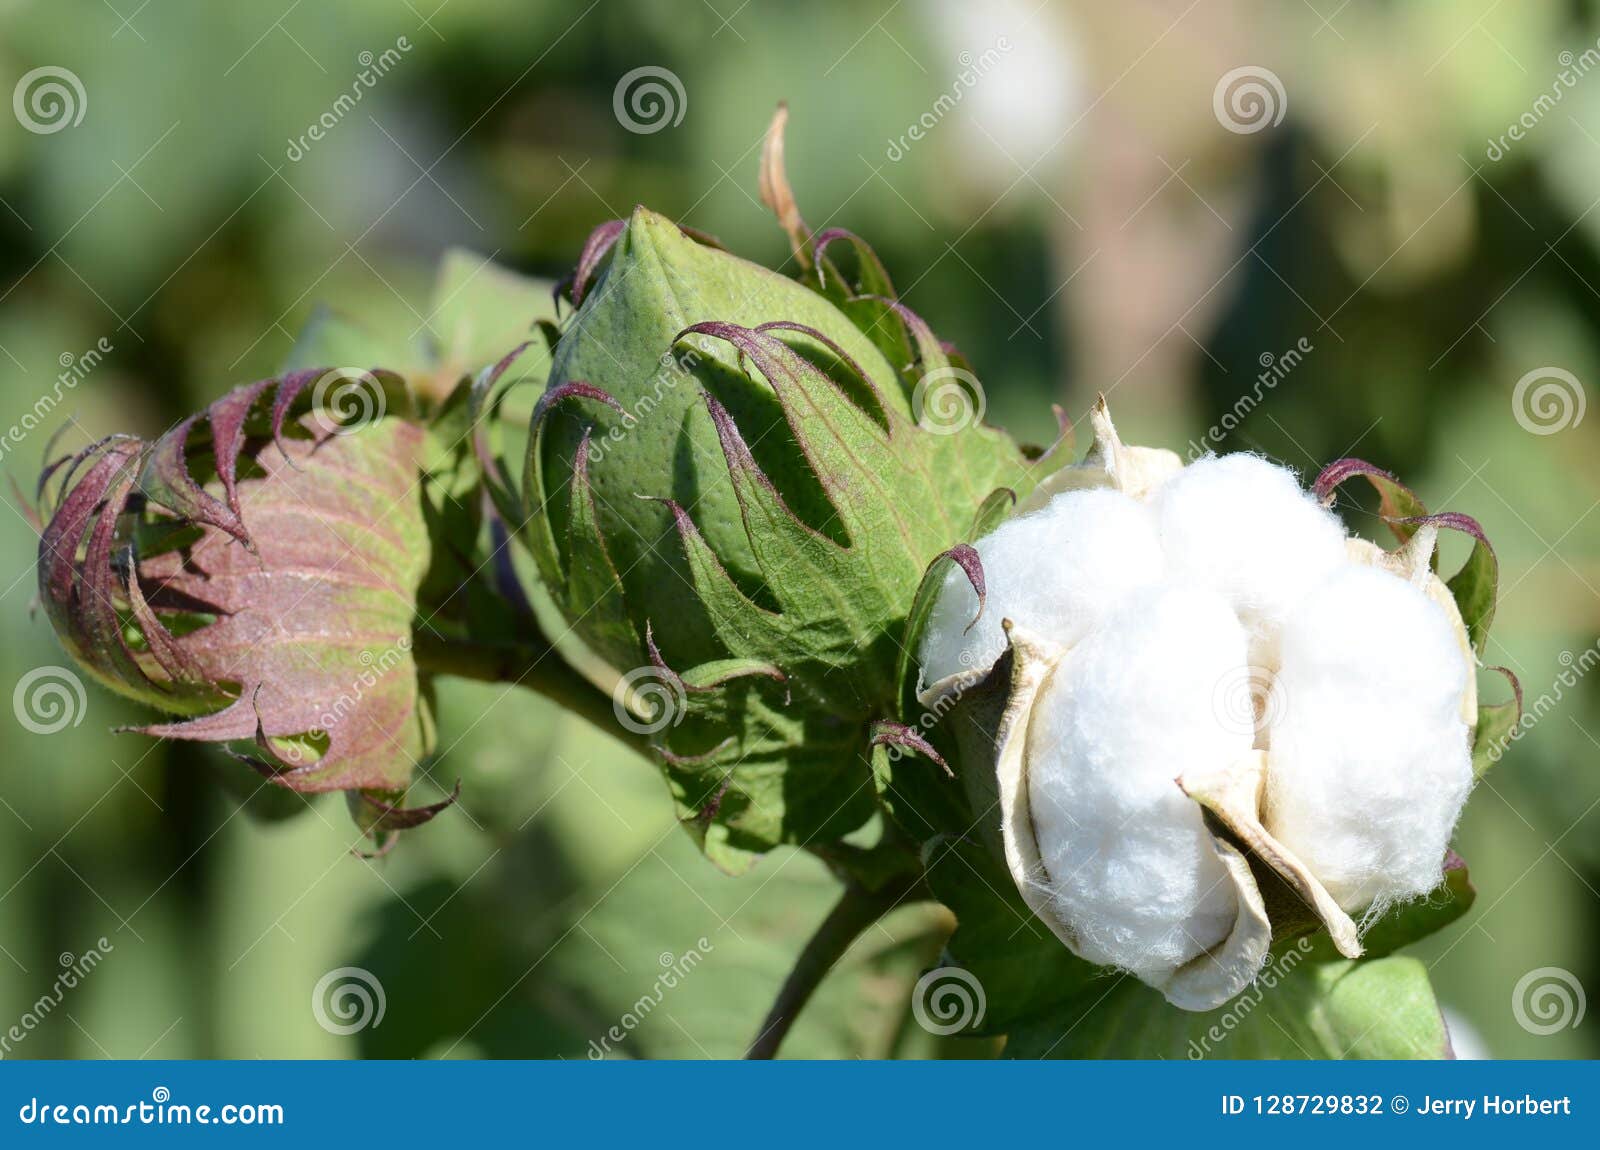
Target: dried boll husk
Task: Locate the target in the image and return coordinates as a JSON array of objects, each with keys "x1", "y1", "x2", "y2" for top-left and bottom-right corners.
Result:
[{"x1": 950, "y1": 619, "x2": 1276, "y2": 1012}]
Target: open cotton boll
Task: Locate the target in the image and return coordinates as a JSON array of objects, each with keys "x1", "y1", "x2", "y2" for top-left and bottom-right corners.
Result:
[
  {"x1": 1263, "y1": 564, "x2": 1473, "y2": 914},
  {"x1": 918, "y1": 488, "x2": 1163, "y2": 688},
  {"x1": 1026, "y1": 585, "x2": 1251, "y2": 981},
  {"x1": 1154, "y1": 453, "x2": 1347, "y2": 672}
]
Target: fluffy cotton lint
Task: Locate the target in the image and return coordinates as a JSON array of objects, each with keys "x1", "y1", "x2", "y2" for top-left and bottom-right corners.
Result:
[
  {"x1": 918, "y1": 488, "x2": 1162, "y2": 688},
  {"x1": 1154, "y1": 453, "x2": 1347, "y2": 671},
  {"x1": 1026, "y1": 585, "x2": 1251, "y2": 981},
  {"x1": 1263, "y1": 563, "x2": 1473, "y2": 915}
]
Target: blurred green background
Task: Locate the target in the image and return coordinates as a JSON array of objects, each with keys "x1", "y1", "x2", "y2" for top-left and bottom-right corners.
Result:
[{"x1": 1, "y1": 0, "x2": 1596, "y2": 1058}]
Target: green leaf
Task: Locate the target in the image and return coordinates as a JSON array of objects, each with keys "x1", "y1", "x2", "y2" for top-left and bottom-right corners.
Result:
[
  {"x1": 424, "y1": 248, "x2": 557, "y2": 383},
  {"x1": 1437, "y1": 514, "x2": 1499, "y2": 655},
  {"x1": 1472, "y1": 666, "x2": 1522, "y2": 777},
  {"x1": 655, "y1": 664, "x2": 874, "y2": 872},
  {"x1": 1004, "y1": 953, "x2": 1452, "y2": 1059},
  {"x1": 921, "y1": 833, "x2": 1099, "y2": 1035},
  {"x1": 967, "y1": 486, "x2": 1018, "y2": 538},
  {"x1": 1345, "y1": 854, "x2": 1476, "y2": 959},
  {"x1": 284, "y1": 304, "x2": 419, "y2": 374}
]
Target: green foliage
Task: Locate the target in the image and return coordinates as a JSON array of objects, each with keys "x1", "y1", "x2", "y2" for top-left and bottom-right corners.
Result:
[{"x1": 1004, "y1": 954, "x2": 1451, "y2": 1060}]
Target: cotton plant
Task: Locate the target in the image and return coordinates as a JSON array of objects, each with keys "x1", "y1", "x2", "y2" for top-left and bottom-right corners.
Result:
[{"x1": 28, "y1": 109, "x2": 1518, "y2": 1058}]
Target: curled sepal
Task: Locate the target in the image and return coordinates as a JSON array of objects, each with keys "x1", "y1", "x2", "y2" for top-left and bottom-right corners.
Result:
[
  {"x1": 347, "y1": 782, "x2": 462, "y2": 858},
  {"x1": 980, "y1": 622, "x2": 1277, "y2": 1011},
  {"x1": 1313, "y1": 458, "x2": 1429, "y2": 535},
  {"x1": 1015, "y1": 395, "x2": 1182, "y2": 514},
  {"x1": 563, "y1": 219, "x2": 626, "y2": 310},
  {"x1": 813, "y1": 229, "x2": 896, "y2": 298},
  {"x1": 866, "y1": 720, "x2": 952, "y2": 778},
  {"x1": 35, "y1": 375, "x2": 434, "y2": 801},
  {"x1": 967, "y1": 487, "x2": 1017, "y2": 540},
  {"x1": 759, "y1": 103, "x2": 812, "y2": 269},
  {"x1": 468, "y1": 339, "x2": 542, "y2": 531}
]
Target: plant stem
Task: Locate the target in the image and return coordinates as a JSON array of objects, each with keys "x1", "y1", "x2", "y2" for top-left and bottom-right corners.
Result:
[
  {"x1": 411, "y1": 632, "x2": 651, "y2": 758},
  {"x1": 745, "y1": 868, "x2": 925, "y2": 1059}
]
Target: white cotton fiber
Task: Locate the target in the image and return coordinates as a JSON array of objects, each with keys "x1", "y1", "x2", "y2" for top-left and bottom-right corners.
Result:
[
  {"x1": 1154, "y1": 454, "x2": 1347, "y2": 671},
  {"x1": 918, "y1": 488, "x2": 1163, "y2": 688},
  {"x1": 1263, "y1": 564, "x2": 1473, "y2": 914},
  {"x1": 1026, "y1": 586, "x2": 1251, "y2": 981}
]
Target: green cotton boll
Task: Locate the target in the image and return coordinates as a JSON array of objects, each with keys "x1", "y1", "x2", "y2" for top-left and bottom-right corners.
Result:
[
  {"x1": 529, "y1": 208, "x2": 911, "y2": 670},
  {"x1": 514, "y1": 175, "x2": 1042, "y2": 869},
  {"x1": 523, "y1": 207, "x2": 1038, "y2": 696}
]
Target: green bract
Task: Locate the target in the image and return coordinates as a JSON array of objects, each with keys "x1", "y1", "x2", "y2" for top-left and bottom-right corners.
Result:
[
  {"x1": 34, "y1": 373, "x2": 450, "y2": 848},
  {"x1": 506, "y1": 122, "x2": 1053, "y2": 871},
  {"x1": 32, "y1": 248, "x2": 564, "y2": 851}
]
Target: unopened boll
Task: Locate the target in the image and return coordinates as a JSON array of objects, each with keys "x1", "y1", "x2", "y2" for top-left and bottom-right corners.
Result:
[
  {"x1": 1263, "y1": 563, "x2": 1473, "y2": 913},
  {"x1": 919, "y1": 488, "x2": 1162, "y2": 687},
  {"x1": 1027, "y1": 586, "x2": 1250, "y2": 980},
  {"x1": 1155, "y1": 454, "x2": 1347, "y2": 671}
]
